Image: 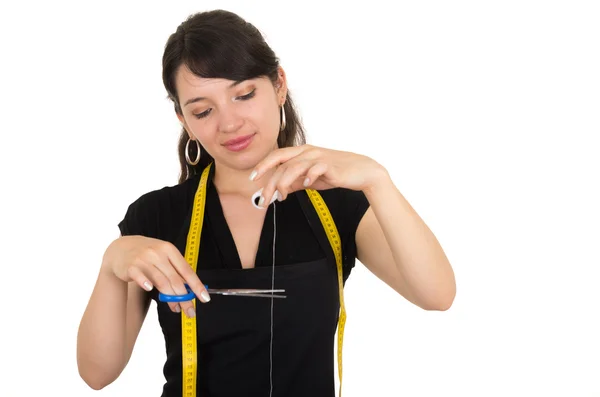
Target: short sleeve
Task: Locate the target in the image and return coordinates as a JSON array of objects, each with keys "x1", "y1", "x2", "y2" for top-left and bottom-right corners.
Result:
[
  {"x1": 320, "y1": 188, "x2": 371, "y2": 278},
  {"x1": 116, "y1": 176, "x2": 200, "y2": 244},
  {"x1": 117, "y1": 191, "x2": 162, "y2": 238}
]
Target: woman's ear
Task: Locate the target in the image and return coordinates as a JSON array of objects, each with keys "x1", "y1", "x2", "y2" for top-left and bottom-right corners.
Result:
[
  {"x1": 275, "y1": 66, "x2": 288, "y2": 106},
  {"x1": 176, "y1": 112, "x2": 193, "y2": 138}
]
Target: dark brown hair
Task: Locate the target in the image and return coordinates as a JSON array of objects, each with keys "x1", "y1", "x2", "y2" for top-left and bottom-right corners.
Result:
[{"x1": 162, "y1": 9, "x2": 306, "y2": 183}]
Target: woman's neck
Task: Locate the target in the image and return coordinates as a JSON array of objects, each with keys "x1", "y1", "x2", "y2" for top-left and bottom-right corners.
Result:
[{"x1": 212, "y1": 161, "x2": 275, "y2": 199}]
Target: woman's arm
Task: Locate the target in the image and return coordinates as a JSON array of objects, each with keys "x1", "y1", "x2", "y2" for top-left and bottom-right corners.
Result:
[
  {"x1": 356, "y1": 171, "x2": 456, "y2": 311},
  {"x1": 76, "y1": 240, "x2": 151, "y2": 390}
]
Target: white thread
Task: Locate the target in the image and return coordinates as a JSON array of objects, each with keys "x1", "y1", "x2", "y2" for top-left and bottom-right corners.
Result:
[{"x1": 269, "y1": 202, "x2": 276, "y2": 397}]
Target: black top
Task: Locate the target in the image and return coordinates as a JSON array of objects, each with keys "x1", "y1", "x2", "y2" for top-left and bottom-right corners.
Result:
[{"x1": 118, "y1": 165, "x2": 370, "y2": 397}]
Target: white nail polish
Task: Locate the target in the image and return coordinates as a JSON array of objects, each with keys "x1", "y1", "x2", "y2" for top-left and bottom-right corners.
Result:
[
  {"x1": 258, "y1": 196, "x2": 265, "y2": 207},
  {"x1": 303, "y1": 178, "x2": 310, "y2": 187},
  {"x1": 201, "y1": 291, "x2": 211, "y2": 302},
  {"x1": 249, "y1": 170, "x2": 257, "y2": 181},
  {"x1": 143, "y1": 281, "x2": 153, "y2": 291}
]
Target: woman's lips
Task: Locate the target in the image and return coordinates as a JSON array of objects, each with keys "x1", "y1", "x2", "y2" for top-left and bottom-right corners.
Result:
[{"x1": 222, "y1": 134, "x2": 255, "y2": 152}]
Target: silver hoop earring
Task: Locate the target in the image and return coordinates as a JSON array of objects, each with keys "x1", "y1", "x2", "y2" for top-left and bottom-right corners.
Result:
[
  {"x1": 185, "y1": 139, "x2": 201, "y2": 166},
  {"x1": 280, "y1": 105, "x2": 286, "y2": 132}
]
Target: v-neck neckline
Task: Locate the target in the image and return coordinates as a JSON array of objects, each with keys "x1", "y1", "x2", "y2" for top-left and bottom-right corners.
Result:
[{"x1": 204, "y1": 165, "x2": 275, "y2": 270}]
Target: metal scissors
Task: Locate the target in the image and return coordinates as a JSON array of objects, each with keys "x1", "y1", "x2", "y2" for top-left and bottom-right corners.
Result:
[{"x1": 158, "y1": 284, "x2": 286, "y2": 302}]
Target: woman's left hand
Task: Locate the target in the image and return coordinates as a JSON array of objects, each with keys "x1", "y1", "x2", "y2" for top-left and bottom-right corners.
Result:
[{"x1": 250, "y1": 144, "x2": 389, "y2": 207}]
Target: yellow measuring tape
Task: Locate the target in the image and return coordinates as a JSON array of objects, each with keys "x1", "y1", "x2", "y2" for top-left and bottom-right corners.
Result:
[
  {"x1": 181, "y1": 163, "x2": 346, "y2": 397},
  {"x1": 305, "y1": 188, "x2": 346, "y2": 397},
  {"x1": 180, "y1": 163, "x2": 210, "y2": 397}
]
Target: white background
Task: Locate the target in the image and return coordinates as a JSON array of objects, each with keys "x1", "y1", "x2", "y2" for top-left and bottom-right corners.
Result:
[{"x1": 1, "y1": 1, "x2": 599, "y2": 396}]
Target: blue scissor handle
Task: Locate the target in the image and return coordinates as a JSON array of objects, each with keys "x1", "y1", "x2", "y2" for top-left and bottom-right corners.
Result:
[{"x1": 158, "y1": 284, "x2": 206, "y2": 302}]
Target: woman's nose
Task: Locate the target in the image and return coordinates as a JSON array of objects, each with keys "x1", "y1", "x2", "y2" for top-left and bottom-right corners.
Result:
[{"x1": 218, "y1": 109, "x2": 244, "y2": 133}]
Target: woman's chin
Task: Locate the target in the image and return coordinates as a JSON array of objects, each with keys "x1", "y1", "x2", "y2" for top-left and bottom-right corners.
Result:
[
  {"x1": 216, "y1": 141, "x2": 276, "y2": 168},
  {"x1": 215, "y1": 149, "x2": 268, "y2": 171}
]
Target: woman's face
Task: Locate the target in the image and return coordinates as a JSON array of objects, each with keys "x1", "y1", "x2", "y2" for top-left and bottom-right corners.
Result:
[{"x1": 175, "y1": 65, "x2": 287, "y2": 171}]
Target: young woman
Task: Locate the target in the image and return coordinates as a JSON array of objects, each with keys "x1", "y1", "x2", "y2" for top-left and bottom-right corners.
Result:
[{"x1": 77, "y1": 9, "x2": 456, "y2": 397}]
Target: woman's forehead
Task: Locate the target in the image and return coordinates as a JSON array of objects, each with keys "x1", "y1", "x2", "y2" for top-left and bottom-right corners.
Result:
[
  {"x1": 176, "y1": 67, "x2": 231, "y2": 90},
  {"x1": 176, "y1": 67, "x2": 265, "y2": 91}
]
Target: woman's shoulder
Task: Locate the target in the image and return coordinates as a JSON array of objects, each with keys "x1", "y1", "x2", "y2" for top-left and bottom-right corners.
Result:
[
  {"x1": 126, "y1": 175, "x2": 199, "y2": 213},
  {"x1": 308, "y1": 187, "x2": 370, "y2": 231},
  {"x1": 316, "y1": 187, "x2": 370, "y2": 214},
  {"x1": 118, "y1": 175, "x2": 200, "y2": 238},
  {"x1": 299, "y1": 188, "x2": 370, "y2": 273}
]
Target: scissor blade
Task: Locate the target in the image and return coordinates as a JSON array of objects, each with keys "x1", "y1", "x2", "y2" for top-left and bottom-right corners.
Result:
[
  {"x1": 210, "y1": 290, "x2": 286, "y2": 298},
  {"x1": 207, "y1": 289, "x2": 286, "y2": 294},
  {"x1": 221, "y1": 292, "x2": 285, "y2": 298}
]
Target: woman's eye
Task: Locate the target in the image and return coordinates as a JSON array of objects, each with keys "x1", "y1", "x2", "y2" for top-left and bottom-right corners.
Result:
[
  {"x1": 237, "y1": 89, "x2": 256, "y2": 100},
  {"x1": 192, "y1": 89, "x2": 254, "y2": 119},
  {"x1": 193, "y1": 109, "x2": 211, "y2": 119}
]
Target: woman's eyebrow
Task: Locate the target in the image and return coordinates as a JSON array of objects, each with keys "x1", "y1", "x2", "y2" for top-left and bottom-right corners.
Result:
[{"x1": 183, "y1": 80, "x2": 246, "y2": 107}]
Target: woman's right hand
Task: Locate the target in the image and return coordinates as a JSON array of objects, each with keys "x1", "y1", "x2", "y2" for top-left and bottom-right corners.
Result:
[{"x1": 102, "y1": 235, "x2": 210, "y2": 317}]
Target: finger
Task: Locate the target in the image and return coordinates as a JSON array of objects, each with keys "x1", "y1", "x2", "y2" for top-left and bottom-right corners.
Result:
[
  {"x1": 127, "y1": 265, "x2": 154, "y2": 292},
  {"x1": 258, "y1": 163, "x2": 291, "y2": 207},
  {"x1": 153, "y1": 260, "x2": 191, "y2": 297},
  {"x1": 127, "y1": 266, "x2": 180, "y2": 313},
  {"x1": 163, "y1": 243, "x2": 211, "y2": 304},
  {"x1": 150, "y1": 262, "x2": 197, "y2": 316},
  {"x1": 303, "y1": 162, "x2": 329, "y2": 188},
  {"x1": 271, "y1": 160, "x2": 312, "y2": 201},
  {"x1": 139, "y1": 261, "x2": 184, "y2": 313},
  {"x1": 250, "y1": 145, "x2": 311, "y2": 181},
  {"x1": 152, "y1": 253, "x2": 202, "y2": 317},
  {"x1": 140, "y1": 244, "x2": 183, "y2": 297}
]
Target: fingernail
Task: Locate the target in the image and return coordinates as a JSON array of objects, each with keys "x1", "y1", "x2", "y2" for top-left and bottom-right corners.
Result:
[
  {"x1": 249, "y1": 170, "x2": 258, "y2": 181},
  {"x1": 258, "y1": 196, "x2": 265, "y2": 207},
  {"x1": 174, "y1": 304, "x2": 181, "y2": 313},
  {"x1": 143, "y1": 281, "x2": 153, "y2": 291},
  {"x1": 201, "y1": 291, "x2": 211, "y2": 302},
  {"x1": 303, "y1": 178, "x2": 310, "y2": 187},
  {"x1": 186, "y1": 307, "x2": 196, "y2": 318}
]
